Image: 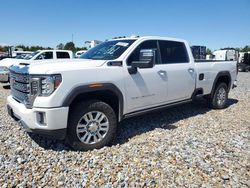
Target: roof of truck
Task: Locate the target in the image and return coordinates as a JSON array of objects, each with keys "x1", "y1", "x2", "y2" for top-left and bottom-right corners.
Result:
[
  {"x1": 38, "y1": 50, "x2": 73, "y2": 52},
  {"x1": 111, "y1": 36, "x2": 187, "y2": 43}
]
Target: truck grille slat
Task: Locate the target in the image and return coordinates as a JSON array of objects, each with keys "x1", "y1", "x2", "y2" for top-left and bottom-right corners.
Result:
[
  {"x1": 10, "y1": 73, "x2": 29, "y2": 83},
  {"x1": 9, "y1": 70, "x2": 31, "y2": 107},
  {"x1": 11, "y1": 81, "x2": 29, "y2": 93},
  {"x1": 11, "y1": 88, "x2": 29, "y2": 102}
]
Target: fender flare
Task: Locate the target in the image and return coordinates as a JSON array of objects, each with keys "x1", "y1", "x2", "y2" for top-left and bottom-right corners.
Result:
[
  {"x1": 62, "y1": 83, "x2": 124, "y2": 121},
  {"x1": 211, "y1": 71, "x2": 231, "y2": 94}
]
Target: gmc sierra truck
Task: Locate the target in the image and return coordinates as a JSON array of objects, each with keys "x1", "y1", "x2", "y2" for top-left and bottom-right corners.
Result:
[
  {"x1": 0, "y1": 50, "x2": 73, "y2": 83},
  {"x1": 6, "y1": 36, "x2": 237, "y2": 151}
]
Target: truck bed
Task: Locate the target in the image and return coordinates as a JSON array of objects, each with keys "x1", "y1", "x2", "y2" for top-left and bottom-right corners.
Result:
[{"x1": 194, "y1": 60, "x2": 237, "y2": 95}]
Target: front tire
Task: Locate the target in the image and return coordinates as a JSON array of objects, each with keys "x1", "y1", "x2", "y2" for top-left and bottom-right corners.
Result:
[
  {"x1": 67, "y1": 100, "x2": 117, "y2": 151},
  {"x1": 208, "y1": 83, "x2": 228, "y2": 109}
]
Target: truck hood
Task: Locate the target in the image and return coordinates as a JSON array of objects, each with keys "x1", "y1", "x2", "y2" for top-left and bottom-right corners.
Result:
[
  {"x1": 18, "y1": 59, "x2": 107, "y2": 74},
  {"x1": 0, "y1": 58, "x2": 28, "y2": 67}
]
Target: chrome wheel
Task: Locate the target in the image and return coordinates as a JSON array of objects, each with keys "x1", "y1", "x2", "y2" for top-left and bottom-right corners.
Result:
[
  {"x1": 216, "y1": 87, "x2": 226, "y2": 105},
  {"x1": 76, "y1": 111, "x2": 109, "y2": 145}
]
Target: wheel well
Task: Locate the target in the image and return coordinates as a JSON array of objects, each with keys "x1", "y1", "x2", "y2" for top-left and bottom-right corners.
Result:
[
  {"x1": 69, "y1": 90, "x2": 120, "y2": 120},
  {"x1": 216, "y1": 75, "x2": 231, "y2": 88}
]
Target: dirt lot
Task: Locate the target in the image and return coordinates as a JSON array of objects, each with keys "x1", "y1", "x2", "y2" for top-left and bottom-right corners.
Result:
[{"x1": 0, "y1": 73, "x2": 249, "y2": 187}]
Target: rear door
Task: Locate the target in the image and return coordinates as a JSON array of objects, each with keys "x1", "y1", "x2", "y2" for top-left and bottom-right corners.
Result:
[{"x1": 158, "y1": 40, "x2": 196, "y2": 102}]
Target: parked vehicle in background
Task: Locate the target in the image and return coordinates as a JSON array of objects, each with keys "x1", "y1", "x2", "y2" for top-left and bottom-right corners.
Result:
[
  {"x1": 238, "y1": 52, "x2": 245, "y2": 63},
  {"x1": 6, "y1": 36, "x2": 237, "y2": 151},
  {"x1": 0, "y1": 52, "x2": 9, "y2": 60},
  {"x1": 85, "y1": 40, "x2": 103, "y2": 49},
  {"x1": 11, "y1": 50, "x2": 32, "y2": 58},
  {"x1": 191, "y1": 46, "x2": 206, "y2": 60},
  {"x1": 0, "y1": 47, "x2": 32, "y2": 60},
  {"x1": 238, "y1": 52, "x2": 250, "y2": 72},
  {"x1": 206, "y1": 54, "x2": 214, "y2": 60},
  {"x1": 212, "y1": 49, "x2": 238, "y2": 61},
  {"x1": 0, "y1": 50, "x2": 73, "y2": 83},
  {"x1": 75, "y1": 50, "x2": 87, "y2": 58},
  {"x1": 6, "y1": 47, "x2": 33, "y2": 58}
]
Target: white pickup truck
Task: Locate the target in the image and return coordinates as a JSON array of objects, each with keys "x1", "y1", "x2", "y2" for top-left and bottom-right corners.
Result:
[
  {"x1": 6, "y1": 36, "x2": 237, "y2": 151},
  {"x1": 0, "y1": 50, "x2": 73, "y2": 83}
]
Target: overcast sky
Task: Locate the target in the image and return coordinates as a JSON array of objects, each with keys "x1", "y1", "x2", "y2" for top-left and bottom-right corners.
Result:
[{"x1": 0, "y1": 0, "x2": 249, "y2": 50}]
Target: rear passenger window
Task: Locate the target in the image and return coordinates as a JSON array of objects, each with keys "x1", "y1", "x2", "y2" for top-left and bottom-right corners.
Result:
[
  {"x1": 127, "y1": 40, "x2": 159, "y2": 66},
  {"x1": 159, "y1": 41, "x2": 189, "y2": 64},
  {"x1": 56, "y1": 52, "x2": 70, "y2": 59}
]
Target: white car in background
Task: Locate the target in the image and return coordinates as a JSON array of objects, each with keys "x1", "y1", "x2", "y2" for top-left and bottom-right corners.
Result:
[
  {"x1": 0, "y1": 50, "x2": 73, "y2": 83},
  {"x1": 11, "y1": 51, "x2": 33, "y2": 58}
]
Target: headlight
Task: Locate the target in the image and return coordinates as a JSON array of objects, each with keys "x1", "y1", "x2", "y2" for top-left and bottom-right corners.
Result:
[
  {"x1": 30, "y1": 74, "x2": 62, "y2": 96},
  {"x1": 0, "y1": 66, "x2": 9, "y2": 72}
]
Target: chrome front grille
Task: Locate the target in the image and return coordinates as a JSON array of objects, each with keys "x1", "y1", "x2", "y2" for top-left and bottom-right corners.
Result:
[
  {"x1": 11, "y1": 87, "x2": 29, "y2": 102},
  {"x1": 10, "y1": 73, "x2": 29, "y2": 83},
  {"x1": 9, "y1": 70, "x2": 31, "y2": 107},
  {"x1": 11, "y1": 80, "x2": 29, "y2": 93}
]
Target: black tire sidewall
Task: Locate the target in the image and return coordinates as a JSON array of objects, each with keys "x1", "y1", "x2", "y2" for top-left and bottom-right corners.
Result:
[{"x1": 67, "y1": 100, "x2": 117, "y2": 151}]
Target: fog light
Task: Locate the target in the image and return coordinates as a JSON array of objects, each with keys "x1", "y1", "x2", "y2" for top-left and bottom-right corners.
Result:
[{"x1": 36, "y1": 112, "x2": 47, "y2": 126}]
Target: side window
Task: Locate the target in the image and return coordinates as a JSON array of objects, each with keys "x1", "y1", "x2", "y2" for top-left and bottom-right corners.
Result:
[
  {"x1": 127, "y1": 40, "x2": 158, "y2": 66},
  {"x1": 159, "y1": 41, "x2": 189, "y2": 64},
  {"x1": 36, "y1": 52, "x2": 53, "y2": 60},
  {"x1": 56, "y1": 52, "x2": 70, "y2": 59}
]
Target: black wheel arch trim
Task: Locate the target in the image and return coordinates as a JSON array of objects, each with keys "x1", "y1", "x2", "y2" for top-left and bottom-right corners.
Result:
[
  {"x1": 62, "y1": 83, "x2": 124, "y2": 122},
  {"x1": 211, "y1": 71, "x2": 232, "y2": 94}
]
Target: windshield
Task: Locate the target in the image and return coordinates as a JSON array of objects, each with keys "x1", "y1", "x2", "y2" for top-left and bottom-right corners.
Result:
[
  {"x1": 80, "y1": 39, "x2": 136, "y2": 60},
  {"x1": 15, "y1": 54, "x2": 26, "y2": 59},
  {"x1": 24, "y1": 51, "x2": 40, "y2": 60}
]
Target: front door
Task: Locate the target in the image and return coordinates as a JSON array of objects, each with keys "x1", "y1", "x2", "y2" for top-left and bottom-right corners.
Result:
[{"x1": 124, "y1": 40, "x2": 168, "y2": 113}]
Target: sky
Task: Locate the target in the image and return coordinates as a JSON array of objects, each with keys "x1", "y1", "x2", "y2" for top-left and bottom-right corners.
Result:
[{"x1": 0, "y1": 0, "x2": 249, "y2": 50}]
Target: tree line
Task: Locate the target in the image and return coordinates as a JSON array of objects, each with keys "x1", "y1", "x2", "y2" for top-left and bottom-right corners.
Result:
[
  {"x1": 56, "y1": 42, "x2": 87, "y2": 52},
  {"x1": 0, "y1": 42, "x2": 87, "y2": 53}
]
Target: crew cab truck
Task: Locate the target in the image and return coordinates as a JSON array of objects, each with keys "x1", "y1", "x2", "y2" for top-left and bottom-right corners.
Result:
[
  {"x1": 6, "y1": 36, "x2": 237, "y2": 151},
  {"x1": 0, "y1": 50, "x2": 73, "y2": 83}
]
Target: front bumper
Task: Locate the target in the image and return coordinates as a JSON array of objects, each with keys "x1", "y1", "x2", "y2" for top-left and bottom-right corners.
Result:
[
  {"x1": 0, "y1": 71, "x2": 9, "y2": 83},
  {"x1": 7, "y1": 96, "x2": 69, "y2": 139}
]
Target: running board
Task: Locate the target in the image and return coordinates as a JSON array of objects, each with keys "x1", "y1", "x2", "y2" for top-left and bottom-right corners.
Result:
[{"x1": 123, "y1": 99, "x2": 192, "y2": 119}]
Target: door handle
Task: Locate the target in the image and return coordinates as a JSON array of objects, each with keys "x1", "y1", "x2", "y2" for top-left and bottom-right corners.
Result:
[
  {"x1": 188, "y1": 68, "x2": 195, "y2": 73},
  {"x1": 158, "y1": 70, "x2": 166, "y2": 76}
]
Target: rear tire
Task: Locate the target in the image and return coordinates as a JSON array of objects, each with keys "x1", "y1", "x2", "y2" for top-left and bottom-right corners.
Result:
[
  {"x1": 67, "y1": 100, "x2": 117, "y2": 151},
  {"x1": 207, "y1": 83, "x2": 228, "y2": 109}
]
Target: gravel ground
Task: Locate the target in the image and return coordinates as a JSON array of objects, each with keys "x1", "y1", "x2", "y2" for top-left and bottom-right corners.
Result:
[{"x1": 0, "y1": 73, "x2": 249, "y2": 187}]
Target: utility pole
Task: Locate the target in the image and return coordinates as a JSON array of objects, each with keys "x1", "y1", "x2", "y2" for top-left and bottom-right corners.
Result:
[{"x1": 72, "y1": 34, "x2": 74, "y2": 43}]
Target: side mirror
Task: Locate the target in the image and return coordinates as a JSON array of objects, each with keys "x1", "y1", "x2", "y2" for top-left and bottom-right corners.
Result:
[
  {"x1": 128, "y1": 49, "x2": 156, "y2": 74},
  {"x1": 131, "y1": 49, "x2": 155, "y2": 68},
  {"x1": 36, "y1": 55, "x2": 44, "y2": 60}
]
